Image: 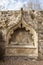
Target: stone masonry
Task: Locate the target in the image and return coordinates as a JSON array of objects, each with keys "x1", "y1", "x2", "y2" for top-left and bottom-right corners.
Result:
[{"x1": 0, "y1": 9, "x2": 43, "y2": 59}]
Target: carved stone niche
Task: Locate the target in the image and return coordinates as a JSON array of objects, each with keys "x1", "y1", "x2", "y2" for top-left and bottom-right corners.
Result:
[
  {"x1": 9, "y1": 27, "x2": 34, "y2": 46},
  {"x1": 6, "y1": 21, "x2": 38, "y2": 58}
]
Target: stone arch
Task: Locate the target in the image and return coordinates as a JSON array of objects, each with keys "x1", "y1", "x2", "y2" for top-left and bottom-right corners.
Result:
[
  {"x1": 9, "y1": 27, "x2": 34, "y2": 46},
  {"x1": 6, "y1": 19, "x2": 38, "y2": 47}
]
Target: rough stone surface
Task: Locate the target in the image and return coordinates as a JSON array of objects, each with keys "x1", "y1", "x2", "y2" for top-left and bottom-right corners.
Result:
[
  {"x1": 0, "y1": 57, "x2": 43, "y2": 65},
  {"x1": 0, "y1": 10, "x2": 43, "y2": 60}
]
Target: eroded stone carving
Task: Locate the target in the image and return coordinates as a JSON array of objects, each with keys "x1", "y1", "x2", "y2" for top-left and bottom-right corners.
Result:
[
  {"x1": 0, "y1": 9, "x2": 39, "y2": 58},
  {"x1": 9, "y1": 27, "x2": 34, "y2": 46}
]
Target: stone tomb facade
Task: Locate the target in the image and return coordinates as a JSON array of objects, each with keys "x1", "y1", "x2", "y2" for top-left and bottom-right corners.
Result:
[
  {"x1": 0, "y1": 9, "x2": 42, "y2": 59},
  {"x1": 6, "y1": 19, "x2": 38, "y2": 57}
]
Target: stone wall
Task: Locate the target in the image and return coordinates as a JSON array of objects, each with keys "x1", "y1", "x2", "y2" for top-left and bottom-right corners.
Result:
[
  {"x1": 38, "y1": 12, "x2": 43, "y2": 59},
  {"x1": 0, "y1": 10, "x2": 43, "y2": 59}
]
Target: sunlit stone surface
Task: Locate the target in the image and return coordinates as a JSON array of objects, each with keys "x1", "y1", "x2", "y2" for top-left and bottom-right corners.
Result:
[{"x1": 0, "y1": 9, "x2": 43, "y2": 59}]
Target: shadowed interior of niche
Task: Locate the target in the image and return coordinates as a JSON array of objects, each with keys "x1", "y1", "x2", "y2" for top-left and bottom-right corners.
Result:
[{"x1": 9, "y1": 27, "x2": 34, "y2": 45}]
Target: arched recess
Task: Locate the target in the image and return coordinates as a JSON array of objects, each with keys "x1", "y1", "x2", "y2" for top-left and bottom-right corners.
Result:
[{"x1": 6, "y1": 19, "x2": 38, "y2": 47}]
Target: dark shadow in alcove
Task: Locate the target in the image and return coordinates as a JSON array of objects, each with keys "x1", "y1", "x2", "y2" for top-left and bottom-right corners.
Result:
[
  {"x1": 0, "y1": 32, "x2": 5, "y2": 61},
  {"x1": 9, "y1": 27, "x2": 30, "y2": 44},
  {"x1": 9, "y1": 27, "x2": 34, "y2": 45}
]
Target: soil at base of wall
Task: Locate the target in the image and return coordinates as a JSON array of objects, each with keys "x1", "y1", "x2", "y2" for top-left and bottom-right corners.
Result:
[{"x1": 0, "y1": 56, "x2": 43, "y2": 65}]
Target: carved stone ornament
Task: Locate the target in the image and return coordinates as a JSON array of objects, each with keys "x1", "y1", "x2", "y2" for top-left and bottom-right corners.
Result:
[{"x1": 5, "y1": 11, "x2": 38, "y2": 58}]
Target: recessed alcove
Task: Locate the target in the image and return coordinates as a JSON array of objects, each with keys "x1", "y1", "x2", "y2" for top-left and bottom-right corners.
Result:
[
  {"x1": 9, "y1": 27, "x2": 34, "y2": 46},
  {"x1": 6, "y1": 20, "x2": 38, "y2": 58}
]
